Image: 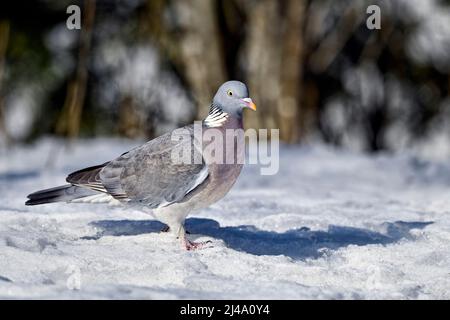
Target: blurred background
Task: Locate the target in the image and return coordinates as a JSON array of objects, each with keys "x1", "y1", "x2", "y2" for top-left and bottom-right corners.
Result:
[{"x1": 0, "y1": 0, "x2": 450, "y2": 158}]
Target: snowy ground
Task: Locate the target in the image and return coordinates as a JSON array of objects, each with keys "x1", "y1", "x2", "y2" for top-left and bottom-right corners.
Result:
[{"x1": 0, "y1": 138, "x2": 449, "y2": 299}]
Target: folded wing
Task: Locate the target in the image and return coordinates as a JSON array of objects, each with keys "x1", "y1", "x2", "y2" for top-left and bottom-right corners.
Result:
[{"x1": 66, "y1": 125, "x2": 208, "y2": 208}]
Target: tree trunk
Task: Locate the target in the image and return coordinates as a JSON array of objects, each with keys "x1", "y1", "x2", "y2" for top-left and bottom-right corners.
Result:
[
  {"x1": 242, "y1": 0, "x2": 306, "y2": 142},
  {"x1": 242, "y1": 0, "x2": 281, "y2": 134},
  {"x1": 57, "y1": 0, "x2": 96, "y2": 139},
  {"x1": 171, "y1": 0, "x2": 227, "y2": 119},
  {"x1": 0, "y1": 20, "x2": 10, "y2": 147},
  {"x1": 278, "y1": 0, "x2": 305, "y2": 143}
]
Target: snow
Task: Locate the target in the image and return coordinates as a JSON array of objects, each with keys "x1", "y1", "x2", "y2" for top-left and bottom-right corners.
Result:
[{"x1": 1, "y1": 138, "x2": 450, "y2": 299}]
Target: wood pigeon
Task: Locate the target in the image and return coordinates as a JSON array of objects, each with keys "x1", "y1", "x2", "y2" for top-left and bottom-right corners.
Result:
[{"x1": 26, "y1": 81, "x2": 256, "y2": 250}]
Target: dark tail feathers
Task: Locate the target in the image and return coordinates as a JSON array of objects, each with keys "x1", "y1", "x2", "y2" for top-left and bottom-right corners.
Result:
[{"x1": 25, "y1": 185, "x2": 94, "y2": 206}]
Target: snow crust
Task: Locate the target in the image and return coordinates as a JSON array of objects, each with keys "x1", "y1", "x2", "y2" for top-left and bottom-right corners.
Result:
[{"x1": 0, "y1": 139, "x2": 449, "y2": 299}]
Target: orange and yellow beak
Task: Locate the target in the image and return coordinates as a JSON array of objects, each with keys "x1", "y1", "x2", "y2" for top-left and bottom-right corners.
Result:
[{"x1": 242, "y1": 98, "x2": 257, "y2": 111}]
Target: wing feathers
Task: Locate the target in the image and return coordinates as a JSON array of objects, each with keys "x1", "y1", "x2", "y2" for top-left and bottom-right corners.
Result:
[
  {"x1": 66, "y1": 162, "x2": 109, "y2": 193},
  {"x1": 61, "y1": 125, "x2": 208, "y2": 207}
]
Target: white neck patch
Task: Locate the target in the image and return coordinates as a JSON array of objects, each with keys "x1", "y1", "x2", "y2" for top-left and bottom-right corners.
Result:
[{"x1": 204, "y1": 106, "x2": 229, "y2": 128}]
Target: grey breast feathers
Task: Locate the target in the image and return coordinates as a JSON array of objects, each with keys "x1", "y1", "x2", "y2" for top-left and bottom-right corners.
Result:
[{"x1": 67, "y1": 125, "x2": 209, "y2": 208}]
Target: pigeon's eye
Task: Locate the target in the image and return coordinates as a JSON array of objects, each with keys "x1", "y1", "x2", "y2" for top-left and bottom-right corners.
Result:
[{"x1": 227, "y1": 90, "x2": 233, "y2": 96}]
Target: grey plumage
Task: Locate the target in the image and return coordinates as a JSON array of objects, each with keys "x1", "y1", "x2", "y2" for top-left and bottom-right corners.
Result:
[
  {"x1": 99, "y1": 125, "x2": 208, "y2": 207},
  {"x1": 26, "y1": 80, "x2": 256, "y2": 250},
  {"x1": 26, "y1": 185, "x2": 97, "y2": 205}
]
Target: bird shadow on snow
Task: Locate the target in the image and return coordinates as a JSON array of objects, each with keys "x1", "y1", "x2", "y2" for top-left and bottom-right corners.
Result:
[
  {"x1": 86, "y1": 218, "x2": 432, "y2": 260},
  {"x1": 0, "y1": 170, "x2": 40, "y2": 182}
]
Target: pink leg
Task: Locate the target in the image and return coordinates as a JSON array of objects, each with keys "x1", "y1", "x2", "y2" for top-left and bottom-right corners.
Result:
[{"x1": 176, "y1": 224, "x2": 212, "y2": 251}]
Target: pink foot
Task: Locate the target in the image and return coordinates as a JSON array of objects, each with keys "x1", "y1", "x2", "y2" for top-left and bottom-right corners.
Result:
[{"x1": 183, "y1": 238, "x2": 212, "y2": 251}]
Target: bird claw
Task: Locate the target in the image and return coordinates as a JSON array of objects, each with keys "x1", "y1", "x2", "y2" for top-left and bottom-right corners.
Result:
[{"x1": 183, "y1": 238, "x2": 212, "y2": 251}]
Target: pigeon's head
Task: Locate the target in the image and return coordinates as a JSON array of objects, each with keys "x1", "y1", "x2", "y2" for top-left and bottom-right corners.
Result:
[{"x1": 212, "y1": 81, "x2": 257, "y2": 118}]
